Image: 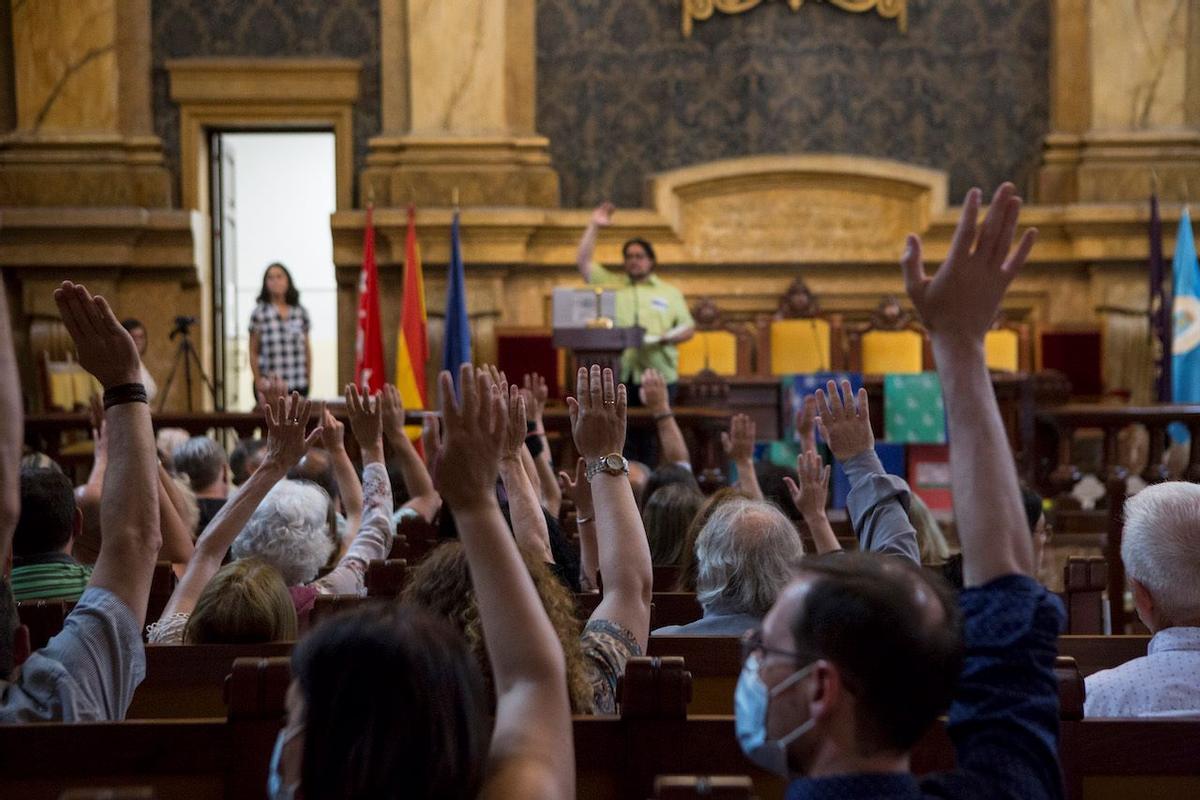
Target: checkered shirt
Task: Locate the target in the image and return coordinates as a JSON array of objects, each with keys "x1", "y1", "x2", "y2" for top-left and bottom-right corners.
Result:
[{"x1": 250, "y1": 302, "x2": 310, "y2": 391}]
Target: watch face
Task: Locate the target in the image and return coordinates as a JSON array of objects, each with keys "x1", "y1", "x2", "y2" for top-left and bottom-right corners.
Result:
[{"x1": 604, "y1": 454, "x2": 624, "y2": 470}]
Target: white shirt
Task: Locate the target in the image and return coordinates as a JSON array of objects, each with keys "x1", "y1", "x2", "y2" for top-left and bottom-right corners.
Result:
[{"x1": 1084, "y1": 626, "x2": 1200, "y2": 717}]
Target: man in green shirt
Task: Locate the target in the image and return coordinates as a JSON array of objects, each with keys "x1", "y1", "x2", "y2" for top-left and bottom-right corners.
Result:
[
  {"x1": 576, "y1": 202, "x2": 695, "y2": 394},
  {"x1": 10, "y1": 467, "x2": 92, "y2": 602}
]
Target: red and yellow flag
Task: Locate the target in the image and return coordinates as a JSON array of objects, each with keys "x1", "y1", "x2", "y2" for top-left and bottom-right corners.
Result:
[
  {"x1": 354, "y1": 204, "x2": 385, "y2": 392},
  {"x1": 395, "y1": 204, "x2": 428, "y2": 415}
]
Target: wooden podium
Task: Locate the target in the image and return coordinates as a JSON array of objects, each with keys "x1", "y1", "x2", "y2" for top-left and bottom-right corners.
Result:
[{"x1": 552, "y1": 327, "x2": 644, "y2": 376}]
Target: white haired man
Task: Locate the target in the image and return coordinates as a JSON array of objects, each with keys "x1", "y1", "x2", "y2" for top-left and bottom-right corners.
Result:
[{"x1": 1084, "y1": 481, "x2": 1200, "y2": 717}]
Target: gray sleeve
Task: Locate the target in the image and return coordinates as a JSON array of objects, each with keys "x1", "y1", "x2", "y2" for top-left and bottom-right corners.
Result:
[
  {"x1": 39, "y1": 587, "x2": 146, "y2": 721},
  {"x1": 843, "y1": 449, "x2": 920, "y2": 564}
]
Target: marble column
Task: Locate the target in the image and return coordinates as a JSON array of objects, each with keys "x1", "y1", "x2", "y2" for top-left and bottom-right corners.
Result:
[
  {"x1": 362, "y1": 0, "x2": 559, "y2": 208},
  {"x1": 1038, "y1": 0, "x2": 1200, "y2": 203},
  {"x1": 0, "y1": 0, "x2": 171, "y2": 207}
]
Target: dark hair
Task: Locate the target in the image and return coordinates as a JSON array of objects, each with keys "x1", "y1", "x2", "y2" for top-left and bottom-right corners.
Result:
[
  {"x1": 622, "y1": 237, "x2": 657, "y2": 264},
  {"x1": 385, "y1": 456, "x2": 413, "y2": 508},
  {"x1": 293, "y1": 604, "x2": 488, "y2": 799},
  {"x1": 0, "y1": 577, "x2": 18, "y2": 675},
  {"x1": 256, "y1": 262, "x2": 300, "y2": 306},
  {"x1": 229, "y1": 438, "x2": 268, "y2": 485},
  {"x1": 642, "y1": 464, "x2": 700, "y2": 511},
  {"x1": 675, "y1": 486, "x2": 748, "y2": 592},
  {"x1": 755, "y1": 461, "x2": 803, "y2": 522},
  {"x1": 120, "y1": 318, "x2": 145, "y2": 333},
  {"x1": 288, "y1": 449, "x2": 340, "y2": 504},
  {"x1": 14, "y1": 467, "x2": 77, "y2": 557},
  {"x1": 173, "y1": 436, "x2": 228, "y2": 491},
  {"x1": 790, "y1": 554, "x2": 964, "y2": 755},
  {"x1": 643, "y1": 482, "x2": 703, "y2": 565}
]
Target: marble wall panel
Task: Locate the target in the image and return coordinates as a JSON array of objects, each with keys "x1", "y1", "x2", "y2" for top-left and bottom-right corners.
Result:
[
  {"x1": 150, "y1": 0, "x2": 380, "y2": 204},
  {"x1": 1090, "y1": 0, "x2": 1192, "y2": 130},
  {"x1": 12, "y1": 0, "x2": 118, "y2": 132},
  {"x1": 537, "y1": 0, "x2": 1051, "y2": 208}
]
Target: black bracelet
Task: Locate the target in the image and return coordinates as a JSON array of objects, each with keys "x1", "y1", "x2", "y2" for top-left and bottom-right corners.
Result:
[
  {"x1": 525, "y1": 431, "x2": 545, "y2": 459},
  {"x1": 653, "y1": 411, "x2": 674, "y2": 422},
  {"x1": 103, "y1": 382, "x2": 148, "y2": 409}
]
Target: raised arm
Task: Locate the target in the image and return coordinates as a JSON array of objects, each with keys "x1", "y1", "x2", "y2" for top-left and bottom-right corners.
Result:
[
  {"x1": 640, "y1": 368, "x2": 690, "y2": 468},
  {"x1": 318, "y1": 407, "x2": 363, "y2": 554},
  {"x1": 158, "y1": 393, "x2": 319, "y2": 620},
  {"x1": 0, "y1": 276, "x2": 21, "y2": 559},
  {"x1": 55, "y1": 282, "x2": 160, "y2": 624},
  {"x1": 434, "y1": 364, "x2": 574, "y2": 800},
  {"x1": 559, "y1": 458, "x2": 598, "y2": 591},
  {"x1": 576, "y1": 202, "x2": 614, "y2": 281},
  {"x1": 784, "y1": 449, "x2": 839, "y2": 554},
  {"x1": 381, "y1": 383, "x2": 441, "y2": 523},
  {"x1": 497, "y1": 382, "x2": 554, "y2": 562},
  {"x1": 903, "y1": 184, "x2": 1037, "y2": 585},
  {"x1": 568, "y1": 365, "x2": 653, "y2": 651},
  {"x1": 817, "y1": 380, "x2": 919, "y2": 563},
  {"x1": 156, "y1": 464, "x2": 196, "y2": 564},
  {"x1": 722, "y1": 413, "x2": 763, "y2": 500},
  {"x1": 523, "y1": 373, "x2": 562, "y2": 517},
  {"x1": 312, "y1": 385, "x2": 394, "y2": 595}
]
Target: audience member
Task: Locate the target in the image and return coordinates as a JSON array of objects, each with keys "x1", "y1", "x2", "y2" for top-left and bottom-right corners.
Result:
[
  {"x1": 642, "y1": 463, "x2": 701, "y2": 511},
  {"x1": 175, "y1": 558, "x2": 297, "y2": 644},
  {"x1": 2, "y1": 281, "x2": 162, "y2": 722},
  {"x1": 271, "y1": 363, "x2": 575, "y2": 799},
  {"x1": 173, "y1": 435, "x2": 230, "y2": 533},
  {"x1": 1084, "y1": 481, "x2": 1200, "y2": 717},
  {"x1": 642, "y1": 481, "x2": 703, "y2": 566},
  {"x1": 738, "y1": 184, "x2": 1063, "y2": 799},
  {"x1": 907, "y1": 491, "x2": 951, "y2": 568},
  {"x1": 229, "y1": 437, "x2": 268, "y2": 486},
  {"x1": 673, "y1": 486, "x2": 749, "y2": 592},
  {"x1": 10, "y1": 467, "x2": 92, "y2": 601},
  {"x1": 120, "y1": 317, "x2": 157, "y2": 403},
  {"x1": 939, "y1": 485, "x2": 1046, "y2": 590},
  {"x1": 147, "y1": 392, "x2": 321, "y2": 643}
]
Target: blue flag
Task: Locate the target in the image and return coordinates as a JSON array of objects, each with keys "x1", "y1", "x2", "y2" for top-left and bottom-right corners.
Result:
[
  {"x1": 1172, "y1": 208, "x2": 1200, "y2": 412},
  {"x1": 442, "y1": 210, "x2": 471, "y2": 383}
]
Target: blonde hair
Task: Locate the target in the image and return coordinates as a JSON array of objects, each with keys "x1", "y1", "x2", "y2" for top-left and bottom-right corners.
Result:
[
  {"x1": 184, "y1": 558, "x2": 298, "y2": 644},
  {"x1": 401, "y1": 541, "x2": 593, "y2": 714},
  {"x1": 907, "y1": 492, "x2": 950, "y2": 566}
]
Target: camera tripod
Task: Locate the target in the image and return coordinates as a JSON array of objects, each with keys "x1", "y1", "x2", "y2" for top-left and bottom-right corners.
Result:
[{"x1": 158, "y1": 318, "x2": 218, "y2": 412}]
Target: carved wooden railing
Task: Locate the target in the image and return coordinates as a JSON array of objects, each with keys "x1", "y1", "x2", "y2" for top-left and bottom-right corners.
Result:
[{"x1": 1037, "y1": 403, "x2": 1200, "y2": 632}]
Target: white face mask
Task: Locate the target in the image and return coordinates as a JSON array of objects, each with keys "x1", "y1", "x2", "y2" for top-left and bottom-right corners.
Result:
[
  {"x1": 267, "y1": 723, "x2": 304, "y2": 800},
  {"x1": 734, "y1": 654, "x2": 817, "y2": 777}
]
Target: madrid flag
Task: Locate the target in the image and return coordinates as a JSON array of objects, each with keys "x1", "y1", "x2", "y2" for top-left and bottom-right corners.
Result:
[{"x1": 354, "y1": 204, "x2": 385, "y2": 392}]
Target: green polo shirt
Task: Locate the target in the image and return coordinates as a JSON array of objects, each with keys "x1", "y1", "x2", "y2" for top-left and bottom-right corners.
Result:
[{"x1": 589, "y1": 264, "x2": 694, "y2": 383}]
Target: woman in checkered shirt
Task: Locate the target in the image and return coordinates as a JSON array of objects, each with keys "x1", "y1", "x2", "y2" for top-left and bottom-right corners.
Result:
[{"x1": 249, "y1": 262, "x2": 312, "y2": 396}]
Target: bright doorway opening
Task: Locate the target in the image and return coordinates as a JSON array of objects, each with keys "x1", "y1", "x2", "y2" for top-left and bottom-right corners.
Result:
[{"x1": 210, "y1": 130, "x2": 338, "y2": 410}]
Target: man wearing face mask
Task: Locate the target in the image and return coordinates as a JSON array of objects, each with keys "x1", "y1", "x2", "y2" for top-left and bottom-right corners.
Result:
[{"x1": 736, "y1": 185, "x2": 1065, "y2": 800}]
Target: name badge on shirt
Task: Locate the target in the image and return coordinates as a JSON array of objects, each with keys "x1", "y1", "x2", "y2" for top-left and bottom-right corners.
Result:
[{"x1": 651, "y1": 297, "x2": 670, "y2": 312}]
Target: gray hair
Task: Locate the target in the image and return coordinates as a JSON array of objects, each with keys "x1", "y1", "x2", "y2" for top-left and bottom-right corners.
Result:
[
  {"x1": 694, "y1": 498, "x2": 804, "y2": 617},
  {"x1": 231, "y1": 479, "x2": 333, "y2": 587},
  {"x1": 173, "y1": 436, "x2": 228, "y2": 491},
  {"x1": 1122, "y1": 481, "x2": 1200, "y2": 625}
]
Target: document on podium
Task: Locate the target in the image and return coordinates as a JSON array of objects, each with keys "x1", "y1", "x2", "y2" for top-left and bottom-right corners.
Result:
[{"x1": 552, "y1": 288, "x2": 616, "y2": 328}]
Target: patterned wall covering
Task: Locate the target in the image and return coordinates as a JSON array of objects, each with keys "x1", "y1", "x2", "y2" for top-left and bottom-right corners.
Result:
[
  {"x1": 151, "y1": 0, "x2": 380, "y2": 205},
  {"x1": 537, "y1": 0, "x2": 1050, "y2": 209}
]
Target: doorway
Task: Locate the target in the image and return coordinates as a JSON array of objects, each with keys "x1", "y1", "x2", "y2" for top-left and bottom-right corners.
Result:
[{"x1": 209, "y1": 131, "x2": 338, "y2": 410}]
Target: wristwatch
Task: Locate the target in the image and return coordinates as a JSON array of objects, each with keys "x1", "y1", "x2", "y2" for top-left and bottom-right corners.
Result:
[{"x1": 586, "y1": 453, "x2": 629, "y2": 481}]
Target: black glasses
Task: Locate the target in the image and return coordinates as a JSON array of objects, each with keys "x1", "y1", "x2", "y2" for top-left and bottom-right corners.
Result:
[{"x1": 740, "y1": 628, "x2": 802, "y2": 665}]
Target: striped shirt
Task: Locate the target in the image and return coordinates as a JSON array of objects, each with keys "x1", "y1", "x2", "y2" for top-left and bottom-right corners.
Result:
[{"x1": 11, "y1": 552, "x2": 93, "y2": 602}]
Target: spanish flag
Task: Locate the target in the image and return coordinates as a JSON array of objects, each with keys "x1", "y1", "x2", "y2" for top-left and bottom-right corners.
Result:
[{"x1": 395, "y1": 204, "x2": 428, "y2": 417}]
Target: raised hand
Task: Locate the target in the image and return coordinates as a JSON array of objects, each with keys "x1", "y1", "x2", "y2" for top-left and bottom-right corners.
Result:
[
  {"x1": 638, "y1": 367, "x2": 670, "y2": 415},
  {"x1": 262, "y1": 392, "x2": 322, "y2": 470},
  {"x1": 795, "y1": 394, "x2": 818, "y2": 454},
  {"x1": 566, "y1": 365, "x2": 627, "y2": 459},
  {"x1": 522, "y1": 372, "x2": 549, "y2": 424},
  {"x1": 591, "y1": 201, "x2": 615, "y2": 227},
  {"x1": 432, "y1": 363, "x2": 508, "y2": 510},
  {"x1": 902, "y1": 183, "x2": 1037, "y2": 345},
  {"x1": 784, "y1": 449, "x2": 831, "y2": 520},
  {"x1": 380, "y1": 383, "x2": 407, "y2": 442},
  {"x1": 256, "y1": 374, "x2": 288, "y2": 410},
  {"x1": 319, "y1": 404, "x2": 345, "y2": 452},
  {"x1": 53, "y1": 281, "x2": 140, "y2": 389},
  {"x1": 815, "y1": 379, "x2": 874, "y2": 462},
  {"x1": 344, "y1": 383, "x2": 384, "y2": 459},
  {"x1": 721, "y1": 413, "x2": 756, "y2": 462},
  {"x1": 502, "y1": 384, "x2": 528, "y2": 460},
  {"x1": 557, "y1": 457, "x2": 594, "y2": 519}
]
